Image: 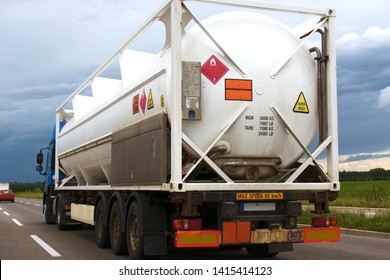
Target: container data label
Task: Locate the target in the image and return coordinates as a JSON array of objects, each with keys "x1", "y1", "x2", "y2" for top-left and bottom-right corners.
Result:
[
  {"x1": 244, "y1": 115, "x2": 274, "y2": 136},
  {"x1": 258, "y1": 115, "x2": 274, "y2": 137}
]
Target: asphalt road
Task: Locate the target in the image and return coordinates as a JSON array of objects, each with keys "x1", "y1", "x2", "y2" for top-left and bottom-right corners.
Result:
[{"x1": 1, "y1": 198, "x2": 389, "y2": 260}]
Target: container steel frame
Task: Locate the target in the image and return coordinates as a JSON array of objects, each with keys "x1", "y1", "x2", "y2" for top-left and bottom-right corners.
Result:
[{"x1": 55, "y1": 0, "x2": 339, "y2": 193}]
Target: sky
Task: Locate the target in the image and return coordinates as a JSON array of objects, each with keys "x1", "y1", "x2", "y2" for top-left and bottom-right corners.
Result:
[{"x1": 1, "y1": 0, "x2": 390, "y2": 183}]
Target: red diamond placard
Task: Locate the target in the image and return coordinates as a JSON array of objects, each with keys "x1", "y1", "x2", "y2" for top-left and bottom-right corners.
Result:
[
  {"x1": 201, "y1": 55, "x2": 229, "y2": 85},
  {"x1": 140, "y1": 89, "x2": 147, "y2": 114}
]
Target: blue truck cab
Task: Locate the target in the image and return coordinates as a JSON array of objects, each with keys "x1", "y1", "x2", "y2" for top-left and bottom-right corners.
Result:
[{"x1": 36, "y1": 122, "x2": 67, "y2": 225}]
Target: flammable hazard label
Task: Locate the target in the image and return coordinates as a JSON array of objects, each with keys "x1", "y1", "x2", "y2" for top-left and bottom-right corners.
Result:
[{"x1": 293, "y1": 92, "x2": 309, "y2": 113}]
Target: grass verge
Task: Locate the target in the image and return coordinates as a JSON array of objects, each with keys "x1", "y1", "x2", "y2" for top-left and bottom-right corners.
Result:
[
  {"x1": 299, "y1": 209, "x2": 390, "y2": 233},
  {"x1": 15, "y1": 190, "x2": 43, "y2": 199}
]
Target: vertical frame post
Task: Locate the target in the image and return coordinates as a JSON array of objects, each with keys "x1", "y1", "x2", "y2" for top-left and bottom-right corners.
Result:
[
  {"x1": 170, "y1": 0, "x2": 183, "y2": 190},
  {"x1": 55, "y1": 110, "x2": 60, "y2": 188},
  {"x1": 326, "y1": 13, "x2": 340, "y2": 189}
]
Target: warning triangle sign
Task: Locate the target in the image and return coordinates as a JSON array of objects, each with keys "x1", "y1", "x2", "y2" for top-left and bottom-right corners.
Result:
[
  {"x1": 293, "y1": 92, "x2": 309, "y2": 113},
  {"x1": 147, "y1": 89, "x2": 154, "y2": 110}
]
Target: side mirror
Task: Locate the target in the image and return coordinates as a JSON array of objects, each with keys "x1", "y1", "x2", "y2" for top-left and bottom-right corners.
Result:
[{"x1": 37, "y1": 152, "x2": 43, "y2": 165}]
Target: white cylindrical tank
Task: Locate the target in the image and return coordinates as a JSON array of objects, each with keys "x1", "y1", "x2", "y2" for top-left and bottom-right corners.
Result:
[{"x1": 57, "y1": 12, "x2": 318, "y2": 184}]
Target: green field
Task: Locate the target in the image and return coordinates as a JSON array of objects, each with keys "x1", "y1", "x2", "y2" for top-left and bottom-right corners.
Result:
[{"x1": 331, "y1": 180, "x2": 390, "y2": 208}]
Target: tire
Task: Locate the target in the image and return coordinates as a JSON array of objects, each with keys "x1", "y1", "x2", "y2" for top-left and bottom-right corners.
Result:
[
  {"x1": 126, "y1": 200, "x2": 144, "y2": 259},
  {"x1": 245, "y1": 244, "x2": 278, "y2": 258},
  {"x1": 44, "y1": 193, "x2": 55, "y2": 224},
  {"x1": 95, "y1": 199, "x2": 110, "y2": 248},
  {"x1": 109, "y1": 200, "x2": 128, "y2": 255},
  {"x1": 56, "y1": 194, "x2": 66, "y2": 230}
]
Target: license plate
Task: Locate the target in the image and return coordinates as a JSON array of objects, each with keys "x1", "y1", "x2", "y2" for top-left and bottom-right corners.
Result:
[{"x1": 240, "y1": 202, "x2": 276, "y2": 212}]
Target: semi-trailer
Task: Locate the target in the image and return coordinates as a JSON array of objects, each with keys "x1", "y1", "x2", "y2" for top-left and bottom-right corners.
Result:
[{"x1": 36, "y1": 0, "x2": 340, "y2": 259}]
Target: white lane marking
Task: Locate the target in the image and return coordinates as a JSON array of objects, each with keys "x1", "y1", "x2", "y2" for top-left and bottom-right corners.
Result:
[
  {"x1": 12, "y1": 219, "x2": 23, "y2": 226},
  {"x1": 3, "y1": 212, "x2": 10, "y2": 216},
  {"x1": 25, "y1": 202, "x2": 31, "y2": 205},
  {"x1": 30, "y1": 235, "x2": 62, "y2": 257},
  {"x1": 34, "y1": 204, "x2": 41, "y2": 207},
  {"x1": 0, "y1": 207, "x2": 3, "y2": 210}
]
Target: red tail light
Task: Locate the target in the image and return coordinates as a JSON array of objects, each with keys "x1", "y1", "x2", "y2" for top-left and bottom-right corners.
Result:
[
  {"x1": 173, "y1": 219, "x2": 202, "y2": 230},
  {"x1": 312, "y1": 216, "x2": 337, "y2": 227},
  {"x1": 63, "y1": 204, "x2": 71, "y2": 211}
]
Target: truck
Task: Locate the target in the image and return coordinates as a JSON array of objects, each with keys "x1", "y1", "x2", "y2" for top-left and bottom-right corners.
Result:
[
  {"x1": 36, "y1": 0, "x2": 340, "y2": 259},
  {"x1": 0, "y1": 183, "x2": 10, "y2": 191}
]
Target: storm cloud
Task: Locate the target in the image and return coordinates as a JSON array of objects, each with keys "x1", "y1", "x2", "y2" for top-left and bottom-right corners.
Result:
[{"x1": 1, "y1": 0, "x2": 390, "y2": 181}]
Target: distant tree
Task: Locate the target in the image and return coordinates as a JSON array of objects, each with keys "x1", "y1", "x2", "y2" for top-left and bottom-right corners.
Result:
[
  {"x1": 368, "y1": 168, "x2": 388, "y2": 181},
  {"x1": 339, "y1": 168, "x2": 390, "y2": 181}
]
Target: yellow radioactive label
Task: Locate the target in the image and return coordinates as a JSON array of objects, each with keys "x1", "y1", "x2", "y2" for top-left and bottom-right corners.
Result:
[{"x1": 293, "y1": 92, "x2": 309, "y2": 113}]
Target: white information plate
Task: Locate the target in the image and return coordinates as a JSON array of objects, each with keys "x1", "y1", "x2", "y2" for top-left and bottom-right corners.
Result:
[{"x1": 240, "y1": 202, "x2": 276, "y2": 212}]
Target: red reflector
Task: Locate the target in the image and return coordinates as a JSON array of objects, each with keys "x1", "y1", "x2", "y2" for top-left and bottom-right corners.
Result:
[
  {"x1": 312, "y1": 216, "x2": 337, "y2": 227},
  {"x1": 63, "y1": 204, "x2": 71, "y2": 210},
  {"x1": 173, "y1": 219, "x2": 202, "y2": 230}
]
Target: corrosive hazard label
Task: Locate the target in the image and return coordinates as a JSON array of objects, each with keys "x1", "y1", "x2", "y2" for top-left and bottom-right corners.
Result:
[{"x1": 293, "y1": 92, "x2": 309, "y2": 113}]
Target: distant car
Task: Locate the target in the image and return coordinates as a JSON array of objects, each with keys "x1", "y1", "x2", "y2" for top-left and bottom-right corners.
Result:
[{"x1": 0, "y1": 189, "x2": 15, "y2": 203}]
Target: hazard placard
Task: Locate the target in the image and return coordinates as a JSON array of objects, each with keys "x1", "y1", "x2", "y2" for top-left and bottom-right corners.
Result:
[
  {"x1": 140, "y1": 89, "x2": 147, "y2": 114},
  {"x1": 225, "y1": 79, "x2": 252, "y2": 101},
  {"x1": 160, "y1": 95, "x2": 165, "y2": 108},
  {"x1": 293, "y1": 92, "x2": 309, "y2": 113},
  {"x1": 147, "y1": 89, "x2": 154, "y2": 110},
  {"x1": 132, "y1": 94, "x2": 139, "y2": 115},
  {"x1": 201, "y1": 55, "x2": 229, "y2": 85}
]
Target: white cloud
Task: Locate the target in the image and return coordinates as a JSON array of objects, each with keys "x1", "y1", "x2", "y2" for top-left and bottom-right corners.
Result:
[
  {"x1": 377, "y1": 86, "x2": 390, "y2": 109},
  {"x1": 339, "y1": 157, "x2": 390, "y2": 172},
  {"x1": 337, "y1": 26, "x2": 390, "y2": 54},
  {"x1": 337, "y1": 152, "x2": 390, "y2": 171}
]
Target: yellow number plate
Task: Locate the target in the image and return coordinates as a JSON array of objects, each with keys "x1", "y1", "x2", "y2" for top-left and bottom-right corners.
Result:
[{"x1": 236, "y1": 192, "x2": 283, "y2": 200}]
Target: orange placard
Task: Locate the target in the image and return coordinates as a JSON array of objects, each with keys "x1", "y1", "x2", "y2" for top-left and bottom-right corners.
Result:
[
  {"x1": 304, "y1": 227, "x2": 341, "y2": 243},
  {"x1": 176, "y1": 230, "x2": 220, "y2": 248},
  {"x1": 225, "y1": 79, "x2": 252, "y2": 101}
]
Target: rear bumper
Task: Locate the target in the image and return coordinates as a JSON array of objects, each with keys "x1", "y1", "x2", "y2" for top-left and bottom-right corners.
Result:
[
  {"x1": 251, "y1": 227, "x2": 340, "y2": 244},
  {"x1": 174, "y1": 226, "x2": 340, "y2": 248},
  {"x1": 0, "y1": 197, "x2": 15, "y2": 202}
]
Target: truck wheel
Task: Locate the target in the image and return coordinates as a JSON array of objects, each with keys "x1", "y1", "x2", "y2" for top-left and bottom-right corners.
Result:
[
  {"x1": 44, "y1": 193, "x2": 55, "y2": 224},
  {"x1": 109, "y1": 200, "x2": 128, "y2": 255},
  {"x1": 245, "y1": 244, "x2": 278, "y2": 258},
  {"x1": 56, "y1": 194, "x2": 66, "y2": 230},
  {"x1": 126, "y1": 200, "x2": 144, "y2": 259},
  {"x1": 95, "y1": 199, "x2": 110, "y2": 248}
]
